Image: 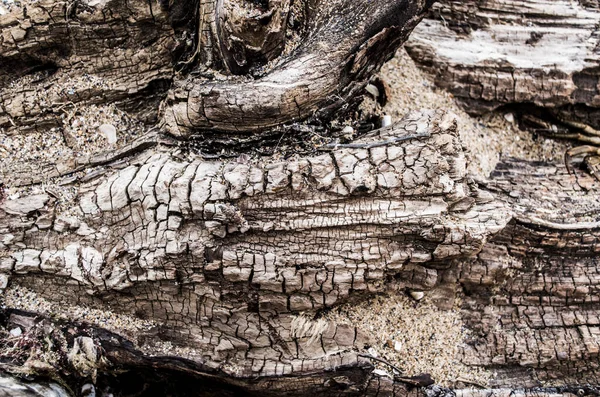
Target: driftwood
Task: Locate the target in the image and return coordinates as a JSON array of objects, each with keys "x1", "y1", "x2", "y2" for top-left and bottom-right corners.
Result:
[
  {"x1": 1, "y1": 111, "x2": 504, "y2": 394},
  {"x1": 1, "y1": 0, "x2": 600, "y2": 396},
  {"x1": 0, "y1": 0, "x2": 434, "y2": 137},
  {"x1": 405, "y1": 0, "x2": 600, "y2": 126},
  {"x1": 404, "y1": 0, "x2": 600, "y2": 176},
  {"x1": 2, "y1": 111, "x2": 600, "y2": 395}
]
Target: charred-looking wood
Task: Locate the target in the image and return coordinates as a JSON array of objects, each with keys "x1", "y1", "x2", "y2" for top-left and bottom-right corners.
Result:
[
  {"x1": 2, "y1": 0, "x2": 600, "y2": 396},
  {"x1": 0, "y1": 0, "x2": 177, "y2": 131},
  {"x1": 0, "y1": 111, "x2": 506, "y2": 395},
  {"x1": 215, "y1": 0, "x2": 292, "y2": 75},
  {"x1": 0, "y1": 0, "x2": 434, "y2": 139},
  {"x1": 162, "y1": 0, "x2": 437, "y2": 136},
  {"x1": 405, "y1": 0, "x2": 600, "y2": 127},
  {"x1": 0, "y1": 0, "x2": 435, "y2": 189},
  {"x1": 2, "y1": 110, "x2": 600, "y2": 396}
]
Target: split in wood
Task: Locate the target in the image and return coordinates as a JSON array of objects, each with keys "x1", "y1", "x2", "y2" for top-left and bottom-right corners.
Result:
[{"x1": 320, "y1": 133, "x2": 431, "y2": 151}]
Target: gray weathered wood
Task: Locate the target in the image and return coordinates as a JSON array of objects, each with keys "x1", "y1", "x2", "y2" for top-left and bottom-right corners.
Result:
[
  {"x1": 1, "y1": 0, "x2": 599, "y2": 396},
  {"x1": 406, "y1": 0, "x2": 600, "y2": 126}
]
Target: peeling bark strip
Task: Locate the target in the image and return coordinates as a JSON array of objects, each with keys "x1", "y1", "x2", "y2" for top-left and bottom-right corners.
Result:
[{"x1": 405, "y1": 0, "x2": 600, "y2": 125}]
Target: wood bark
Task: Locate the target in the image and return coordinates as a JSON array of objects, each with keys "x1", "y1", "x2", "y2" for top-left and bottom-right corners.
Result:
[
  {"x1": 2, "y1": 112, "x2": 600, "y2": 395},
  {"x1": 1, "y1": 0, "x2": 600, "y2": 396}
]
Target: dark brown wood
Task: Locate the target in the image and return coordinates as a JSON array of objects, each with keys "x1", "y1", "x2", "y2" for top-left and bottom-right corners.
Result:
[{"x1": 163, "y1": 0, "x2": 437, "y2": 135}]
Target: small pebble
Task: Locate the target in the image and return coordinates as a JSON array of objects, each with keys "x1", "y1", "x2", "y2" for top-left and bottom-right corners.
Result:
[
  {"x1": 393, "y1": 340, "x2": 402, "y2": 352},
  {"x1": 81, "y1": 383, "x2": 96, "y2": 397},
  {"x1": 372, "y1": 369, "x2": 391, "y2": 378},
  {"x1": 342, "y1": 126, "x2": 354, "y2": 134},
  {"x1": 9, "y1": 327, "x2": 22, "y2": 337},
  {"x1": 99, "y1": 124, "x2": 117, "y2": 145},
  {"x1": 409, "y1": 290, "x2": 425, "y2": 301},
  {"x1": 503, "y1": 113, "x2": 515, "y2": 124},
  {"x1": 365, "y1": 84, "x2": 380, "y2": 98},
  {"x1": 0, "y1": 274, "x2": 8, "y2": 289},
  {"x1": 367, "y1": 347, "x2": 379, "y2": 357},
  {"x1": 381, "y1": 115, "x2": 392, "y2": 128}
]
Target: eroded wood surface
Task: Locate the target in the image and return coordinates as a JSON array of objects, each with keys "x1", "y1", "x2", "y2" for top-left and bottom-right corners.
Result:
[
  {"x1": 1, "y1": 0, "x2": 600, "y2": 396},
  {"x1": 0, "y1": 0, "x2": 435, "y2": 138},
  {"x1": 1, "y1": 112, "x2": 600, "y2": 395},
  {"x1": 406, "y1": 0, "x2": 600, "y2": 125},
  {"x1": 1, "y1": 112, "x2": 505, "y2": 379}
]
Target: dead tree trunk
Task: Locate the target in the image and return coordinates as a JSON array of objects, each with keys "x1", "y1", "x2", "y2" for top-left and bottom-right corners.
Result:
[{"x1": 1, "y1": 0, "x2": 600, "y2": 396}]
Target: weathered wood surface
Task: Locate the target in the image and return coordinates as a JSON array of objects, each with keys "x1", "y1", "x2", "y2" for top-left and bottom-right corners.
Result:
[
  {"x1": 461, "y1": 159, "x2": 600, "y2": 387},
  {"x1": 404, "y1": 8, "x2": 600, "y2": 387},
  {"x1": 0, "y1": 0, "x2": 176, "y2": 130},
  {"x1": 1, "y1": 111, "x2": 504, "y2": 380},
  {"x1": 2, "y1": 0, "x2": 600, "y2": 395},
  {"x1": 0, "y1": 0, "x2": 435, "y2": 138},
  {"x1": 2, "y1": 112, "x2": 600, "y2": 395},
  {"x1": 0, "y1": 0, "x2": 435, "y2": 189},
  {"x1": 405, "y1": 0, "x2": 600, "y2": 126},
  {"x1": 162, "y1": 0, "x2": 435, "y2": 135}
]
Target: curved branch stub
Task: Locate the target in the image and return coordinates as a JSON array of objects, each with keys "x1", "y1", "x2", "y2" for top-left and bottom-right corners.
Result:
[{"x1": 163, "y1": 0, "x2": 436, "y2": 136}]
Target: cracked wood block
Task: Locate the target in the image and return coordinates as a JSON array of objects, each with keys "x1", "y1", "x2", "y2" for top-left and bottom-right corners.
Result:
[
  {"x1": 405, "y1": 0, "x2": 600, "y2": 126},
  {"x1": 0, "y1": 111, "x2": 508, "y2": 390},
  {"x1": 1, "y1": 115, "x2": 599, "y2": 395}
]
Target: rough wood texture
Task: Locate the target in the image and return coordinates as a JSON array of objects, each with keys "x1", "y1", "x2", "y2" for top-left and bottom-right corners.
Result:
[
  {"x1": 0, "y1": 0, "x2": 434, "y2": 138},
  {"x1": 0, "y1": 0, "x2": 176, "y2": 132},
  {"x1": 162, "y1": 0, "x2": 435, "y2": 135},
  {"x1": 405, "y1": 0, "x2": 600, "y2": 126},
  {"x1": 1, "y1": 111, "x2": 505, "y2": 380},
  {"x1": 2, "y1": 0, "x2": 600, "y2": 396},
  {"x1": 460, "y1": 159, "x2": 600, "y2": 387},
  {"x1": 2, "y1": 112, "x2": 600, "y2": 395}
]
